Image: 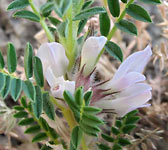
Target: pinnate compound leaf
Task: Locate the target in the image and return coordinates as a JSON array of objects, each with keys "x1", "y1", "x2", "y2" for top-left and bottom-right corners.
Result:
[
  {"x1": 71, "y1": 126, "x2": 83, "y2": 149},
  {"x1": 73, "y1": 7, "x2": 106, "y2": 20},
  {"x1": 14, "y1": 10, "x2": 40, "y2": 22},
  {"x1": 10, "y1": 78, "x2": 22, "y2": 101},
  {"x1": 139, "y1": 0, "x2": 161, "y2": 4},
  {"x1": 24, "y1": 43, "x2": 33, "y2": 79},
  {"x1": 126, "y1": 4, "x2": 152, "y2": 22},
  {"x1": 105, "y1": 41, "x2": 123, "y2": 62},
  {"x1": 1, "y1": 75, "x2": 11, "y2": 99},
  {"x1": 0, "y1": 50, "x2": 5, "y2": 69},
  {"x1": 32, "y1": 132, "x2": 48, "y2": 142},
  {"x1": 43, "y1": 92, "x2": 55, "y2": 120},
  {"x1": 7, "y1": 0, "x2": 29, "y2": 11},
  {"x1": 116, "y1": 19, "x2": 137, "y2": 36},
  {"x1": 33, "y1": 56, "x2": 44, "y2": 87},
  {"x1": 107, "y1": 0, "x2": 120, "y2": 17},
  {"x1": 32, "y1": 86, "x2": 43, "y2": 119},
  {"x1": 7, "y1": 43, "x2": 17, "y2": 73},
  {"x1": 22, "y1": 80, "x2": 35, "y2": 101},
  {"x1": 99, "y1": 12, "x2": 111, "y2": 36}
]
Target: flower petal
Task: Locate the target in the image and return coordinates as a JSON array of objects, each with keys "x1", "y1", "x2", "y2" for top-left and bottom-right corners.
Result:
[
  {"x1": 50, "y1": 76, "x2": 75, "y2": 99},
  {"x1": 112, "y1": 45, "x2": 152, "y2": 81},
  {"x1": 94, "y1": 83, "x2": 152, "y2": 117},
  {"x1": 103, "y1": 72, "x2": 146, "y2": 91},
  {"x1": 37, "y1": 42, "x2": 69, "y2": 77},
  {"x1": 80, "y1": 36, "x2": 107, "y2": 76}
]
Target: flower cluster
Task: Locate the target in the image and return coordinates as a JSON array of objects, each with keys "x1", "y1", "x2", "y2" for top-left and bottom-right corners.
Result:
[{"x1": 37, "y1": 36, "x2": 152, "y2": 117}]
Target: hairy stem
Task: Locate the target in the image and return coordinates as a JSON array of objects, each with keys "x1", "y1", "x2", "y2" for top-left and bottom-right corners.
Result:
[{"x1": 28, "y1": 0, "x2": 55, "y2": 42}]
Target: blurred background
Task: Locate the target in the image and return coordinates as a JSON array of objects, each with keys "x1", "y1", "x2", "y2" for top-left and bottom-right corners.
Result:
[{"x1": 0, "y1": 0, "x2": 168, "y2": 149}]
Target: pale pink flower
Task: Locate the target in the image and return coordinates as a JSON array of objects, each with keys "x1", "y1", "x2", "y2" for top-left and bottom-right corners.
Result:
[{"x1": 93, "y1": 46, "x2": 152, "y2": 117}]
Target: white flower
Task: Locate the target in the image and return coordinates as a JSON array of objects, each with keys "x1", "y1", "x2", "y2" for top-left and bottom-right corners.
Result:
[
  {"x1": 37, "y1": 42, "x2": 75, "y2": 99},
  {"x1": 80, "y1": 36, "x2": 107, "y2": 76},
  {"x1": 94, "y1": 46, "x2": 152, "y2": 117}
]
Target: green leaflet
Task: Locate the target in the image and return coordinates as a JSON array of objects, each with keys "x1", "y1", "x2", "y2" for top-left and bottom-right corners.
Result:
[
  {"x1": 121, "y1": 0, "x2": 127, "y2": 3},
  {"x1": 71, "y1": 126, "x2": 83, "y2": 149},
  {"x1": 7, "y1": 0, "x2": 29, "y2": 11},
  {"x1": 116, "y1": 19, "x2": 137, "y2": 36},
  {"x1": 43, "y1": 92, "x2": 55, "y2": 120},
  {"x1": 10, "y1": 78, "x2": 22, "y2": 101},
  {"x1": 75, "y1": 87, "x2": 83, "y2": 106},
  {"x1": 22, "y1": 80, "x2": 35, "y2": 101},
  {"x1": 0, "y1": 49, "x2": 5, "y2": 69},
  {"x1": 99, "y1": 12, "x2": 111, "y2": 36},
  {"x1": 32, "y1": 132, "x2": 48, "y2": 142},
  {"x1": 14, "y1": 10, "x2": 40, "y2": 22},
  {"x1": 107, "y1": 0, "x2": 120, "y2": 17},
  {"x1": 18, "y1": 118, "x2": 34, "y2": 126},
  {"x1": 24, "y1": 43, "x2": 33, "y2": 79},
  {"x1": 105, "y1": 41, "x2": 123, "y2": 62},
  {"x1": 24, "y1": 125, "x2": 41, "y2": 134},
  {"x1": 126, "y1": 4, "x2": 152, "y2": 22},
  {"x1": 1, "y1": 75, "x2": 11, "y2": 99},
  {"x1": 48, "y1": 16, "x2": 61, "y2": 26},
  {"x1": 7, "y1": 43, "x2": 17, "y2": 73},
  {"x1": 33, "y1": 56, "x2": 44, "y2": 87},
  {"x1": 32, "y1": 86, "x2": 43, "y2": 119},
  {"x1": 73, "y1": 7, "x2": 106, "y2": 20},
  {"x1": 0, "y1": 73, "x2": 5, "y2": 92}
]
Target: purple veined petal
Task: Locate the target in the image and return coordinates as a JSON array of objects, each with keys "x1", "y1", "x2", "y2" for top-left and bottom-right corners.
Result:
[
  {"x1": 94, "y1": 87, "x2": 152, "y2": 117},
  {"x1": 112, "y1": 45, "x2": 152, "y2": 81},
  {"x1": 37, "y1": 42, "x2": 69, "y2": 77},
  {"x1": 80, "y1": 36, "x2": 107, "y2": 76},
  {"x1": 102, "y1": 72, "x2": 146, "y2": 91}
]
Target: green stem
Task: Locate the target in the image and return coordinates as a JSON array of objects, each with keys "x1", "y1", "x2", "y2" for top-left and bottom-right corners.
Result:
[
  {"x1": 28, "y1": 109, "x2": 59, "y2": 145},
  {"x1": 50, "y1": 96, "x2": 77, "y2": 130},
  {"x1": 28, "y1": 0, "x2": 55, "y2": 42},
  {"x1": 96, "y1": 0, "x2": 134, "y2": 62},
  {"x1": 82, "y1": 136, "x2": 88, "y2": 150}
]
